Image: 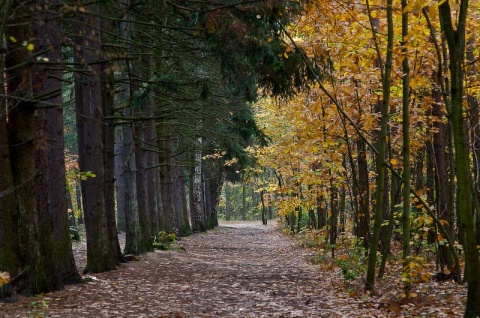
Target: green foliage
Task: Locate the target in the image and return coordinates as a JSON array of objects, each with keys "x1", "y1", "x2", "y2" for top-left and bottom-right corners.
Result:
[
  {"x1": 296, "y1": 228, "x2": 327, "y2": 249},
  {"x1": 197, "y1": 0, "x2": 316, "y2": 99},
  {"x1": 298, "y1": 229, "x2": 367, "y2": 281},
  {"x1": 329, "y1": 237, "x2": 367, "y2": 281},
  {"x1": 153, "y1": 231, "x2": 177, "y2": 250},
  {"x1": 335, "y1": 250, "x2": 366, "y2": 281},
  {"x1": 27, "y1": 295, "x2": 50, "y2": 318},
  {"x1": 219, "y1": 107, "x2": 269, "y2": 183}
]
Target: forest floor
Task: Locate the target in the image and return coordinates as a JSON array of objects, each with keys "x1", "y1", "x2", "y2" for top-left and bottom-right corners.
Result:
[{"x1": 0, "y1": 221, "x2": 466, "y2": 317}]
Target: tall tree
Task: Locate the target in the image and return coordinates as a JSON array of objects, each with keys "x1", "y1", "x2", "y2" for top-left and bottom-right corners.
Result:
[
  {"x1": 365, "y1": 0, "x2": 394, "y2": 292},
  {"x1": 438, "y1": 0, "x2": 480, "y2": 315},
  {"x1": 73, "y1": 4, "x2": 117, "y2": 272},
  {"x1": 191, "y1": 134, "x2": 206, "y2": 232},
  {"x1": 0, "y1": 55, "x2": 20, "y2": 297},
  {"x1": 32, "y1": 3, "x2": 82, "y2": 285},
  {"x1": 400, "y1": 0, "x2": 411, "y2": 296},
  {"x1": 3, "y1": 2, "x2": 58, "y2": 293}
]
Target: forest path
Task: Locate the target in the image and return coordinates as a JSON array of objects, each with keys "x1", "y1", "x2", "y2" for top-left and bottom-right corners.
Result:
[{"x1": 2, "y1": 221, "x2": 386, "y2": 317}]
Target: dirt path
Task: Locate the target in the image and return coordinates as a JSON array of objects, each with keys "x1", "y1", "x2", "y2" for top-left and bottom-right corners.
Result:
[{"x1": 0, "y1": 222, "x2": 444, "y2": 317}]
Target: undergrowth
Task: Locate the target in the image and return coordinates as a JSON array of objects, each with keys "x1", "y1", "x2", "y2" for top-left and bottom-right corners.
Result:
[{"x1": 290, "y1": 226, "x2": 455, "y2": 301}]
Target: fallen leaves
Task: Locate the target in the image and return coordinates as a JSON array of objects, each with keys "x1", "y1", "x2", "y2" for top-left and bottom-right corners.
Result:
[{"x1": 0, "y1": 221, "x2": 467, "y2": 317}]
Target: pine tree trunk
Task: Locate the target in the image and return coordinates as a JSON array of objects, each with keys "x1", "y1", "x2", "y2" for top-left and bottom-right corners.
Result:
[
  {"x1": 209, "y1": 162, "x2": 223, "y2": 228},
  {"x1": 73, "y1": 6, "x2": 116, "y2": 273},
  {"x1": 102, "y1": 57, "x2": 123, "y2": 264},
  {"x1": 5, "y1": 9, "x2": 58, "y2": 292},
  {"x1": 175, "y1": 165, "x2": 191, "y2": 236},
  {"x1": 114, "y1": 126, "x2": 126, "y2": 232},
  {"x1": 141, "y1": 82, "x2": 160, "y2": 235},
  {"x1": 225, "y1": 184, "x2": 232, "y2": 221},
  {"x1": 135, "y1": 121, "x2": 153, "y2": 251},
  {"x1": 32, "y1": 21, "x2": 82, "y2": 284},
  {"x1": 146, "y1": 118, "x2": 161, "y2": 236},
  {"x1": 204, "y1": 164, "x2": 213, "y2": 229},
  {"x1": 191, "y1": 137, "x2": 206, "y2": 232},
  {"x1": 122, "y1": 120, "x2": 142, "y2": 255},
  {"x1": 159, "y1": 122, "x2": 178, "y2": 233},
  {"x1": 0, "y1": 61, "x2": 21, "y2": 296}
]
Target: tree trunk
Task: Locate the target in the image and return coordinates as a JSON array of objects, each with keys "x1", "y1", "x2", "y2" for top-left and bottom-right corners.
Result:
[
  {"x1": 0, "y1": 57, "x2": 21, "y2": 297},
  {"x1": 225, "y1": 183, "x2": 232, "y2": 221},
  {"x1": 175, "y1": 165, "x2": 191, "y2": 236},
  {"x1": 432, "y1": 86, "x2": 454, "y2": 270},
  {"x1": 261, "y1": 190, "x2": 268, "y2": 225},
  {"x1": 466, "y1": 36, "x2": 480, "y2": 245},
  {"x1": 73, "y1": 6, "x2": 117, "y2": 273},
  {"x1": 122, "y1": 120, "x2": 142, "y2": 255},
  {"x1": 145, "y1": 117, "x2": 160, "y2": 236},
  {"x1": 241, "y1": 180, "x2": 247, "y2": 221},
  {"x1": 114, "y1": 126, "x2": 126, "y2": 232},
  {"x1": 357, "y1": 137, "x2": 370, "y2": 247},
  {"x1": 159, "y1": 122, "x2": 178, "y2": 233},
  {"x1": 400, "y1": 0, "x2": 411, "y2": 295},
  {"x1": 32, "y1": 11, "x2": 82, "y2": 284},
  {"x1": 135, "y1": 120, "x2": 153, "y2": 251},
  {"x1": 102, "y1": 61, "x2": 123, "y2": 264},
  {"x1": 365, "y1": 0, "x2": 393, "y2": 292},
  {"x1": 5, "y1": 7, "x2": 59, "y2": 293},
  {"x1": 191, "y1": 137, "x2": 206, "y2": 231},
  {"x1": 203, "y1": 163, "x2": 213, "y2": 229},
  {"x1": 329, "y1": 177, "x2": 338, "y2": 258},
  {"x1": 208, "y1": 161, "x2": 223, "y2": 228},
  {"x1": 317, "y1": 195, "x2": 326, "y2": 229},
  {"x1": 439, "y1": 1, "x2": 480, "y2": 315}
]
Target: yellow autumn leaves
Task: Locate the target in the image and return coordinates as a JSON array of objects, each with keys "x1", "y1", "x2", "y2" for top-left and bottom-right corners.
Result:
[
  {"x1": 252, "y1": 0, "x2": 480, "y2": 219},
  {"x1": 0, "y1": 272, "x2": 10, "y2": 287}
]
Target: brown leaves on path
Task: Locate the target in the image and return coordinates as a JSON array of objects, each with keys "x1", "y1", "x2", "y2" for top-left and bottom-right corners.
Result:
[{"x1": 0, "y1": 221, "x2": 464, "y2": 317}]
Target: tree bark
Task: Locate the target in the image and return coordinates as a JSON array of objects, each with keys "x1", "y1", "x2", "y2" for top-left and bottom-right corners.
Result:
[
  {"x1": 135, "y1": 120, "x2": 153, "y2": 251},
  {"x1": 73, "y1": 6, "x2": 117, "y2": 273},
  {"x1": 5, "y1": 6, "x2": 61, "y2": 293},
  {"x1": 175, "y1": 165, "x2": 191, "y2": 235},
  {"x1": 438, "y1": 1, "x2": 480, "y2": 315},
  {"x1": 103, "y1": 62, "x2": 123, "y2": 264},
  {"x1": 122, "y1": 120, "x2": 142, "y2": 255},
  {"x1": 191, "y1": 137, "x2": 206, "y2": 232},
  {"x1": 241, "y1": 179, "x2": 247, "y2": 221},
  {"x1": 158, "y1": 121, "x2": 178, "y2": 233},
  {"x1": 365, "y1": 0, "x2": 393, "y2": 292},
  {"x1": 0, "y1": 54, "x2": 20, "y2": 297},
  {"x1": 32, "y1": 9, "x2": 82, "y2": 284},
  {"x1": 432, "y1": 87, "x2": 454, "y2": 269},
  {"x1": 114, "y1": 126, "x2": 126, "y2": 232},
  {"x1": 401, "y1": 0, "x2": 411, "y2": 295}
]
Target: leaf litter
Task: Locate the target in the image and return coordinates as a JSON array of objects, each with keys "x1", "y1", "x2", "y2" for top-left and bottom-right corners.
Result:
[{"x1": 0, "y1": 221, "x2": 465, "y2": 317}]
